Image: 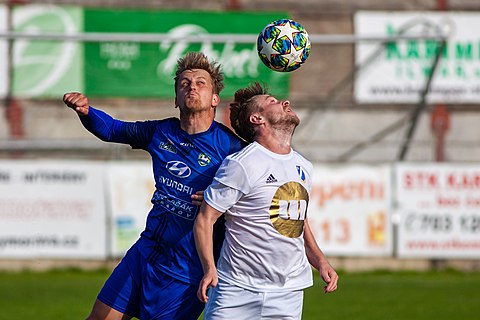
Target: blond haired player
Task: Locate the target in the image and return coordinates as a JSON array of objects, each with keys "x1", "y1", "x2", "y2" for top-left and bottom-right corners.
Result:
[{"x1": 64, "y1": 52, "x2": 245, "y2": 320}]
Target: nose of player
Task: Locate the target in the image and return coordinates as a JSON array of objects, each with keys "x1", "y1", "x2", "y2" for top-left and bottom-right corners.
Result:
[{"x1": 283, "y1": 100, "x2": 293, "y2": 113}]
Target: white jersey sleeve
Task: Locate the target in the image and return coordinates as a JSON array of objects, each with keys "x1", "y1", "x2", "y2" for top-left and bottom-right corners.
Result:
[
  {"x1": 204, "y1": 157, "x2": 250, "y2": 213},
  {"x1": 204, "y1": 180, "x2": 244, "y2": 213},
  {"x1": 213, "y1": 157, "x2": 251, "y2": 193}
]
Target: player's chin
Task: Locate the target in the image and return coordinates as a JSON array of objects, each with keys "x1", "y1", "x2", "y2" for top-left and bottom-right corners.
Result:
[
  {"x1": 185, "y1": 99, "x2": 204, "y2": 110},
  {"x1": 288, "y1": 114, "x2": 300, "y2": 127}
]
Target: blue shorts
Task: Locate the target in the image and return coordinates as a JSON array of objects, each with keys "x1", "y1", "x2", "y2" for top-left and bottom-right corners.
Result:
[{"x1": 97, "y1": 242, "x2": 204, "y2": 320}]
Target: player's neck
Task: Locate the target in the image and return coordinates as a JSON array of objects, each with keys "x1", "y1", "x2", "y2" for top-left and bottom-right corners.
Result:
[
  {"x1": 255, "y1": 132, "x2": 292, "y2": 155},
  {"x1": 179, "y1": 110, "x2": 215, "y2": 135},
  {"x1": 255, "y1": 124, "x2": 295, "y2": 154}
]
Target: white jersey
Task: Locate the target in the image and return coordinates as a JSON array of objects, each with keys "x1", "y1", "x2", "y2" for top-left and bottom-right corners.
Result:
[{"x1": 204, "y1": 141, "x2": 314, "y2": 292}]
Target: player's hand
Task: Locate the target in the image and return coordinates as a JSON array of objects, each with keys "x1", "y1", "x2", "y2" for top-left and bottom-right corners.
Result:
[
  {"x1": 320, "y1": 263, "x2": 338, "y2": 293},
  {"x1": 197, "y1": 268, "x2": 218, "y2": 303},
  {"x1": 63, "y1": 92, "x2": 89, "y2": 116},
  {"x1": 191, "y1": 190, "x2": 204, "y2": 206}
]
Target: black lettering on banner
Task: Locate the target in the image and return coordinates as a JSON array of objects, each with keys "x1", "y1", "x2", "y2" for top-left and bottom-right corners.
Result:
[
  {"x1": 0, "y1": 235, "x2": 79, "y2": 249},
  {"x1": 460, "y1": 215, "x2": 480, "y2": 233},
  {"x1": 0, "y1": 171, "x2": 10, "y2": 182},
  {"x1": 23, "y1": 171, "x2": 86, "y2": 183},
  {"x1": 405, "y1": 213, "x2": 452, "y2": 233}
]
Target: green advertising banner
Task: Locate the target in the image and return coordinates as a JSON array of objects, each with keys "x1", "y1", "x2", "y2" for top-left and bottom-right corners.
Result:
[
  {"x1": 12, "y1": 5, "x2": 84, "y2": 98},
  {"x1": 0, "y1": 6, "x2": 7, "y2": 98},
  {"x1": 84, "y1": 9, "x2": 289, "y2": 98},
  {"x1": 3, "y1": 5, "x2": 289, "y2": 99}
]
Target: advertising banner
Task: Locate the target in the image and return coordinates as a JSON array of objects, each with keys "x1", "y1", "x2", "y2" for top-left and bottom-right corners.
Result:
[
  {"x1": 355, "y1": 12, "x2": 480, "y2": 103},
  {"x1": 308, "y1": 165, "x2": 393, "y2": 256},
  {"x1": 3, "y1": 5, "x2": 288, "y2": 99},
  {"x1": 0, "y1": 161, "x2": 107, "y2": 259},
  {"x1": 107, "y1": 162, "x2": 154, "y2": 257},
  {"x1": 84, "y1": 9, "x2": 288, "y2": 98},
  {"x1": 11, "y1": 5, "x2": 84, "y2": 98},
  {"x1": 0, "y1": 5, "x2": 7, "y2": 98},
  {"x1": 396, "y1": 164, "x2": 480, "y2": 258}
]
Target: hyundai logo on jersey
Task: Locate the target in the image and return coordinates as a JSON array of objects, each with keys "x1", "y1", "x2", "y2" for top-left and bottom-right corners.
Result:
[{"x1": 166, "y1": 161, "x2": 192, "y2": 178}]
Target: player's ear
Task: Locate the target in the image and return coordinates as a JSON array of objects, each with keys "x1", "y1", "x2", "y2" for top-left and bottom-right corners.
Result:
[
  {"x1": 211, "y1": 93, "x2": 220, "y2": 107},
  {"x1": 249, "y1": 113, "x2": 263, "y2": 125}
]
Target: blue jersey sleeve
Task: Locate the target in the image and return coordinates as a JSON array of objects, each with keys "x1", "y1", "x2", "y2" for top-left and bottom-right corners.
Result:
[{"x1": 80, "y1": 106, "x2": 159, "y2": 149}]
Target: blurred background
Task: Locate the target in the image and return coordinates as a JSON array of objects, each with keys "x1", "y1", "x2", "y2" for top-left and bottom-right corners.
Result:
[{"x1": 1, "y1": 0, "x2": 480, "y2": 275}]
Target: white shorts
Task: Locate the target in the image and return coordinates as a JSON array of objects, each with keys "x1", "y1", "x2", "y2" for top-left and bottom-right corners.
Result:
[{"x1": 203, "y1": 279, "x2": 304, "y2": 320}]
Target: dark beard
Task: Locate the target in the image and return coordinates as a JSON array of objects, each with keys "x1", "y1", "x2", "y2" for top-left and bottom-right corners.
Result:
[
  {"x1": 288, "y1": 114, "x2": 300, "y2": 127},
  {"x1": 270, "y1": 113, "x2": 300, "y2": 130}
]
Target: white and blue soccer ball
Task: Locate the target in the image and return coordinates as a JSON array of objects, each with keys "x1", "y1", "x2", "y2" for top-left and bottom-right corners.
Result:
[{"x1": 257, "y1": 19, "x2": 311, "y2": 72}]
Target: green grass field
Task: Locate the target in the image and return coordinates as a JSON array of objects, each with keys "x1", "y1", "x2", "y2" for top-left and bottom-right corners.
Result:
[{"x1": 0, "y1": 268, "x2": 479, "y2": 320}]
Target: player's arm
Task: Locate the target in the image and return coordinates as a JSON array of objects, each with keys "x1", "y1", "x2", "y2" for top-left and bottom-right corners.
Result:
[
  {"x1": 193, "y1": 201, "x2": 224, "y2": 303},
  {"x1": 63, "y1": 92, "x2": 156, "y2": 147},
  {"x1": 304, "y1": 217, "x2": 338, "y2": 293},
  {"x1": 63, "y1": 91, "x2": 124, "y2": 142}
]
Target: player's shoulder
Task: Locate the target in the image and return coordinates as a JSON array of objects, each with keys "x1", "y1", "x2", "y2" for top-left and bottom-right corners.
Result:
[
  {"x1": 226, "y1": 142, "x2": 261, "y2": 163},
  {"x1": 135, "y1": 117, "x2": 178, "y2": 128},
  {"x1": 292, "y1": 149, "x2": 313, "y2": 168},
  {"x1": 140, "y1": 117, "x2": 180, "y2": 134},
  {"x1": 156, "y1": 117, "x2": 180, "y2": 127},
  {"x1": 209, "y1": 121, "x2": 246, "y2": 154},
  {"x1": 217, "y1": 143, "x2": 261, "y2": 180},
  {"x1": 211, "y1": 121, "x2": 242, "y2": 140}
]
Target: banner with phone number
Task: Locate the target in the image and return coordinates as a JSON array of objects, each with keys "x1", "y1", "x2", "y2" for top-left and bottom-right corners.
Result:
[
  {"x1": 308, "y1": 165, "x2": 393, "y2": 256},
  {"x1": 396, "y1": 164, "x2": 480, "y2": 259}
]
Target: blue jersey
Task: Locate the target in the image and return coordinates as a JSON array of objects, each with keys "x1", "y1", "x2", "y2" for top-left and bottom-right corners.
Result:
[{"x1": 81, "y1": 107, "x2": 245, "y2": 284}]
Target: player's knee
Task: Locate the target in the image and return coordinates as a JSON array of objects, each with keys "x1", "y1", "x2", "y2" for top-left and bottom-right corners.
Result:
[{"x1": 84, "y1": 299, "x2": 125, "y2": 320}]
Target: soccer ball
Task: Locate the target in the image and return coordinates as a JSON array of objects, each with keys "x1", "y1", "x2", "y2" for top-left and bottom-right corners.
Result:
[{"x1": 257, "y1": 19, "x2": 311, "y2": 72}]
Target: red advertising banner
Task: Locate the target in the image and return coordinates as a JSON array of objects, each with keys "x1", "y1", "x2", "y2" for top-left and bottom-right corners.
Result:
[{"x1": 396, "y1": 164, "x2": 480, "y2": 258}]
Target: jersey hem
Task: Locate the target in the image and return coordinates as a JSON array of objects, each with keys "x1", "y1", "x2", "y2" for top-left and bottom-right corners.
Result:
[{"x1": 218, "y1": 273, "x2": 313, "y2": 293}]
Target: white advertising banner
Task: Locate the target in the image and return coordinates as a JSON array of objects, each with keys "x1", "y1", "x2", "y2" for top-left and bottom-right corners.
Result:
[
  {"x1": 308, "y1": 165, "x2": 392, "y2": 256},
  {"x1": 107, "y1": 162, "x2": 154, "y2": 257},
  {"x1": 0, "y1": 161, "x2": 107, "y2": 259},
  {"x1": 396, "y1": 164, "x2": 480, "y2": 258},
  {"x1": 0, "y1": 5, "x2": 7, "y2": 98},
  {"x1": 355, "y1": 12, "x2": 480, "y2": 103}
]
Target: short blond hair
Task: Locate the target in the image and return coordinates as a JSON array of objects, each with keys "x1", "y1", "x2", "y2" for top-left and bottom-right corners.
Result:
[{"x1": 174, "y1": 52, "x2": 224, "y2": 94}]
